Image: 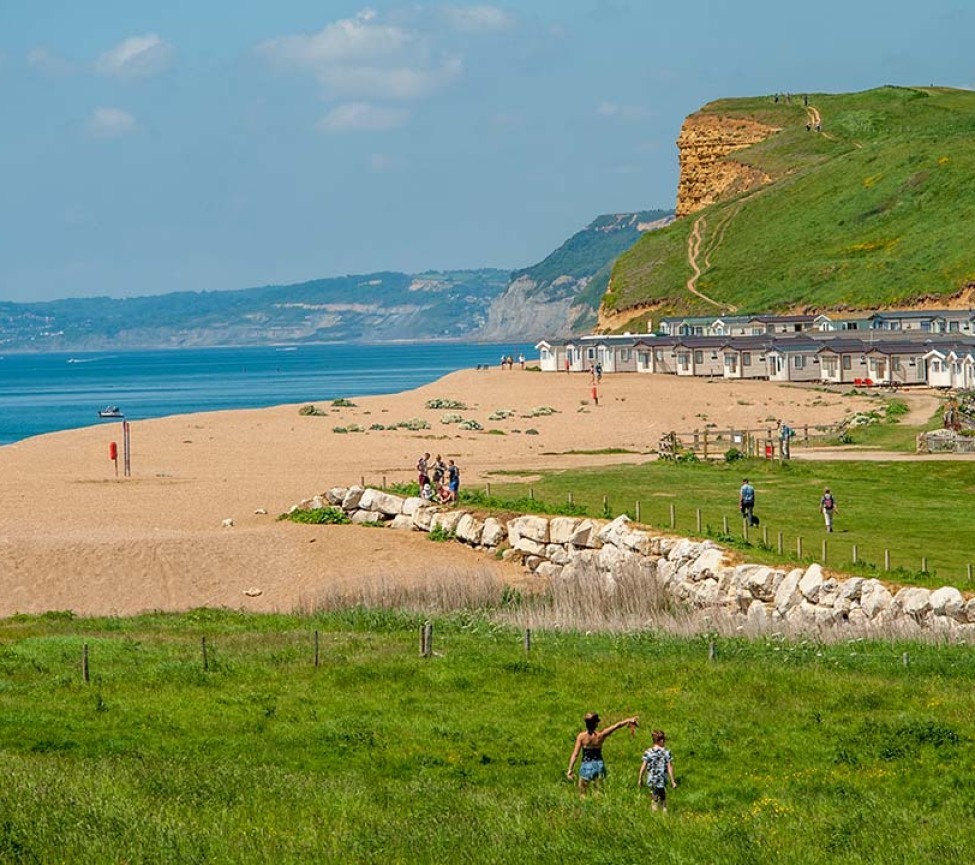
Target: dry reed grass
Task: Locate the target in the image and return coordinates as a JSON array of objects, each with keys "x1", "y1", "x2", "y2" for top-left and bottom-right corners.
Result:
[{"x1": 299, "y1": 558, "x2": 975, "y2": 645}]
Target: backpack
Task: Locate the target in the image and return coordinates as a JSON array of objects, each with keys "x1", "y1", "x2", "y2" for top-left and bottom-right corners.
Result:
[{"x1": 822, "y1": 493, "x2": 834, "y2": 510}]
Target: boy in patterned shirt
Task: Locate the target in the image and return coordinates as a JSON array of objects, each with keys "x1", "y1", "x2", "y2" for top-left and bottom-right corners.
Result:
[{"x1": 638, "y1": 729, "x2": 677, "y2": 811}]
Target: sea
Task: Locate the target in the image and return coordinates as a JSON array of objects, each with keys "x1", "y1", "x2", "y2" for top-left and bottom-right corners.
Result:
[{"x1": 0, "y1": 342, "x2": 537, "y2": 446}]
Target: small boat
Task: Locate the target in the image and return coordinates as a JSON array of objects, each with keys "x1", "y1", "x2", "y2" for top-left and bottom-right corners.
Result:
[{"x1": 97, "y1": 406, "x2": 124, "y2": 418}]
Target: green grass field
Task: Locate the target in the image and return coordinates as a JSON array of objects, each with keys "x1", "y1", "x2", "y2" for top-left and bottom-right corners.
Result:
[
  {"x1": 1, "y1": 610, "x2": 974, "y2": 863},
  {"x1": 606, "y1": 86, "x2": 975, "y2": 320},
  {"x1": 478, "y1": 452, "x2": 975, "y2": 590}
]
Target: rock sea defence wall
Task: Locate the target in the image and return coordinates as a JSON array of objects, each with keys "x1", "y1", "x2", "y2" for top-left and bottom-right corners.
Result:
[
  {"x1": 297, "y1": 488, "x2": 975, "y2": 639},
  {"x1": 675, "y1": 114, "x2": 779, "y2": 218}
]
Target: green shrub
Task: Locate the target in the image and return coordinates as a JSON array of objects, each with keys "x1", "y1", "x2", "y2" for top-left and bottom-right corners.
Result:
[
  {"x1": 428, "y1": 525, "x2": 456, "y2": 542},
  {"x1": 425, "y1": 398, "x2": 467, "y2": 410},
  {"x1": 331, "y1": 398, "x2": 357, "y2": 407},
  {"x1": 281, "y1": 507, "x2": 351, "y2": 525},
  {"x1": 724, "y1": 447, "x2": 745, "y2": 463}
]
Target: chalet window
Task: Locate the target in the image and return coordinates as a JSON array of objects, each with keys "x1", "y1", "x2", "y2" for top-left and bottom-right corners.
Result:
[
  {"x1": 639, "y1": 352, "x2": 649, "y2": 365},
  {"x1": 654, "y1": 349, "x2": 663, "y2": 361},
  {"x1": 540, "y1": 349, "x2": 550, "y2": 360},
  {"x1": 678, "y1": 353, "x2": 690, "y2": 370},
  {"x1": 891, "y1": 357, "x2": 901, "y2": 371},
  {"x1": 842, "y1": 356, "x2": 852, "y2": 370},
  {"x1": 793, "y1": 356, "x2": 805, "y2": 368},
  {"x1": 932, "y1": 360, "x2": 942, "y2": 372},
  {"x1": 620, "y1": 349, "x2": 631, "y2": 361},
  {"x1": 742, "y1": 352, "x2": 751, "y2": 366},
  {"x1": 587, "y1": 348, "x2": 595, "y2": 360},
  {"x1": 694, "y1": 351, "x2": 703, "y2": 364}
]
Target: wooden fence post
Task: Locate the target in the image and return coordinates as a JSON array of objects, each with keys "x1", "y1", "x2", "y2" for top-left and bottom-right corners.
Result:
[
  {"x1": 777, "y1": 531, "x2": 783, "y2": 555},
  {"x1": 884, "y1": 549, "x2": 891, "y2": 571},
  {"x1": 797, "y1": 536, "x2": 803, "y2": 559},
  {"x1": 722, "y1": 515, "x2": 729, "y2": 534},
  {"x1": 852, "y1": 544, "x2": 858, "y2": 564},
  {"x1": 524, "y1": 628, "x2": 532, "y2": 654},
  {"x1": 703, "y1": 430, "x2": 709, "y2": 460},
  {"x1": 603, "y1": 495, "x2": 608, "y2": 514},
  {"x1": 921, "y1": 556, "x2": 928, "y2": 574},
  {"x1": 696, "y1": 508, "x2": 702, "y2": 534},
  {"x1": 762, "y1": 525, "x2": 769, "y2": 546},
  {"x1": 360, "y1": 475, "x2": 365, "y2": 488},
  {"x1": 82, "y1": 642, "x2": 90, "y2": 684},
  {"x1": 419, "y1": 624, "x2": 426, "y2": 657},
  {"x1": 568, "y1": 491, "x2": 573, "y2": 506},
  {"x1": 201, "y1": 636, "x2": 209, "y2": 672},
  {"x1": 743, "y1": 519, "x2": 749, "y2": 542},
  {"x1": 635, "y1": 501, "x2": 641, "y2": 523},
  {"x1": 421, "y1": 622, "x2": 433, "y2": 658},
  {"x1": 382, "y1": 474, "x2": 387, "y2": 490},
  {"x1": 822, "y1": 539, "x2": 828, "y2": 564},
  {"x1": 529, "y1": 487, "x2": 534, "y2": 500},
  {"x1": 902, "y1": 652, "x2": 909, "y2": 668},
  {"x1": 314, "y1": 630, "x2": 320, "y2": 668},
  {"x1": 708, "y1": 641, "x2": 716, "y2": 662},
  {"x1": 486, "y1": 482, "x2": 492, "y2": 497},
  {"x1": 669, "y1": 503, "x2": 676, "y2": 529}
]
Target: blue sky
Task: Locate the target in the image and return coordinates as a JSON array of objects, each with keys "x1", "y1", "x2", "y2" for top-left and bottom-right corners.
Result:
[{"x1": 0, "y1": 1, "x2": 971, "y2": 302}]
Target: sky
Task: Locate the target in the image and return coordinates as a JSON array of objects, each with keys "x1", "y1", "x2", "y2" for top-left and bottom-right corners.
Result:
[{"x1": 0, "y1": 1, "x2": 972, "y2": 302}]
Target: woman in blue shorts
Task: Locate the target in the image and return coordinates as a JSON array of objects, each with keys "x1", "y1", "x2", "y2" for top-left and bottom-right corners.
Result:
[{"x1": 566, "y1": 711, "x2": 639, "y2": 796}]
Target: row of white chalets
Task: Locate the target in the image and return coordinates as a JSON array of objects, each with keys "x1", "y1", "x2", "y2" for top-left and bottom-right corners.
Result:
[{"x1": 294, "y1": 487, "x2": 975, "y2": 640}]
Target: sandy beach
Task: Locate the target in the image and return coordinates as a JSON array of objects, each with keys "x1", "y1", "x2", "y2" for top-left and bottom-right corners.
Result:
[{"x1": 0, "y1": 368, "x2": 882, "y2": 617}]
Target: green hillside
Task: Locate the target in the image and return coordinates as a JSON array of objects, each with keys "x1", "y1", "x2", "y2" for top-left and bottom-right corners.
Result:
[{"x1": 605, "y1": 86, "x2": 975, "y2": 327}]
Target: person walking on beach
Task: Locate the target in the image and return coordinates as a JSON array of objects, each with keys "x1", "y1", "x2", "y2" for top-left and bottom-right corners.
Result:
[
  {"x1": 820, "y1": 487, "x2": 837, "y2": 532},
  {"x1": 739, "y1": 478, "x2": 756, "y2": 526},
  {"x1": 566, "y1": 712, "x2": 639, "y2": 796},
  {"x1": 638, "y1": 730, "x2": 677, "y2": 812},
  {"x1": 417, "y1": 452, "x2": 430, "y2": 488},
  {"x1": 519, "y1": 353, "x2": 525, "y2": 369}
]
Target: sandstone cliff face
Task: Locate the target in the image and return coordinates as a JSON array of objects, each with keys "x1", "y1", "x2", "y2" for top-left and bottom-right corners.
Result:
[{"x1": 675, "y1": 114, "x2": 779, "y2": 217}]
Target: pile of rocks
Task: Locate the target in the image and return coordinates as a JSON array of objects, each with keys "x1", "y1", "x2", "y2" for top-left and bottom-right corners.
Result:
[{"x1": 294, "y1": 487, "x2": 975, "y2": 639}]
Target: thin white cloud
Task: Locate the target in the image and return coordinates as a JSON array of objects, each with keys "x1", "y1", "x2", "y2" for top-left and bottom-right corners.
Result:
[
  {"x1": 316, "y1": 102, "x2": 410, "y2": 133},
  {"x1": 442, "y1": 5, "x2": 514, "y2": 33},
  {"x1": 96, "y1": 34, "x2": 173, "y2": 79},
  {"x1": 27, "y1": 47, "x2": 76, "y2": 76},
  {"x1": 597, "y1": 101, "x2": 647, "y2": 121},
  {"x1": 86, "y1": 107, "x2": 137, "y2": 138},
  {"x1": 258, "y1": 10, "x2": 461, "y2": 102}
]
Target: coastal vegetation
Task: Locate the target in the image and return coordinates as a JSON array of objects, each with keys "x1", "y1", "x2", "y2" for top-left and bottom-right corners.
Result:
[
  {"x1": 480, "y1": 455, "x2": 975, "y2": 590},
  {"x1": 0, "y1": 609, "x2": 972, "y2": 863},
  {"x1": 606, "y1": 86, "x2": 975, "y2": 324}
]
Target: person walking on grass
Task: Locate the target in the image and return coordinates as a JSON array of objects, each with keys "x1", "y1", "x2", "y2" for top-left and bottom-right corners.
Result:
[
  {"x1": 638, "y1": 730, "x2": 677, "y2": 812},
  {"x1": 820, "y1": 487, "x2": 837, "y2": 532},
  {"x1": 739, "y1": 478, "x2": 756, "y2": 526},
  {"x1": 566, "y1": 712, "x2": 639, "y2": 796}
]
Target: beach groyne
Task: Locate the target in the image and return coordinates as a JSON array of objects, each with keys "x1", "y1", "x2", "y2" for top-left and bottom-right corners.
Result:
[{"x1": 295, "y1": 487, "x2": 975, "y2": 639}]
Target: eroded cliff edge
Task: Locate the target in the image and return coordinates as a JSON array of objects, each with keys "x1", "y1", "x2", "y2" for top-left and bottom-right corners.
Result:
[{"x1": 675, "y1": 113, "x2": 780, "y2": 217}]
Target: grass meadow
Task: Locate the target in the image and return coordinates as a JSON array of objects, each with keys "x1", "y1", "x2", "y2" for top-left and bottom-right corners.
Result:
[
  {"x1": 476, "y1": 451, "x2": 975, "y2": 591},
  {"x1": 1, "y1": 607, "x2": 975, "y2": 864}
]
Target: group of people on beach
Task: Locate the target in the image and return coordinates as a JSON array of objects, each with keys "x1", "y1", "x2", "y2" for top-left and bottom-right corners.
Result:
[
  {"x1": 500, "y1": 354, "x2": 525, "y2": 370},
  {"x1": 417, "y1": 452, "x2": 460, "y2": 504},
  {"x1": 566, "y1": 713, "x2": 677, "y2": 810},
  {"x1": 739, "y1": 478, "x2": 839, "y2": 532}
]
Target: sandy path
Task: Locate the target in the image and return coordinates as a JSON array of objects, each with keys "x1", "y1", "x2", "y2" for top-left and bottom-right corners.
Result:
[{"x1": 0, "y1": 369, "x2": 888, "y2": 617}]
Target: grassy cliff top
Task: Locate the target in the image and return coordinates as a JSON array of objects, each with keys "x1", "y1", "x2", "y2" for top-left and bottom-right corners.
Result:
[{"x1": 605, "y1": 86, "x2": 975, "y2": 328}]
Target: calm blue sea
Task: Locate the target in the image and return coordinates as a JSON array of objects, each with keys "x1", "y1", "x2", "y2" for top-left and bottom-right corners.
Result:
[{"x1": 0, "y1": 342, "x2": 536, "y2": 446}]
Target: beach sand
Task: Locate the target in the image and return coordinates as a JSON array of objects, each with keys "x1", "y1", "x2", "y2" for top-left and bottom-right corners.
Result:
[{"x1": 0, "y1": 368, "x2": 876, "y2": 617}]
